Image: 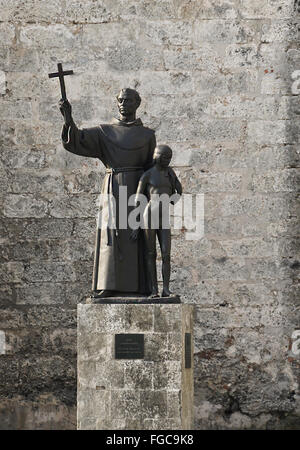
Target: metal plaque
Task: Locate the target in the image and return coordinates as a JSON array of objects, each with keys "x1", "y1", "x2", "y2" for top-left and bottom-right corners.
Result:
[
  {"x1": 185, "y1": 333, "x2": 192, "y2": 369},
  {"x1": 115, "y1": 334, "x2": 144, "y2": 359}
]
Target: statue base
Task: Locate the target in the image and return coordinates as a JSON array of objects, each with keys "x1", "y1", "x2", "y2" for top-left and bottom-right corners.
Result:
[
  {"x1": 77, "y1": 302, "x2": 194, "y2": 430},
  {"x1": 86, "y1": 295, "x2": 181, "y2": 304}
]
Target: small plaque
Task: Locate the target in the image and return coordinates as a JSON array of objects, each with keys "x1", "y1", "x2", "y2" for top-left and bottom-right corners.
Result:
[
  {"x1": 115, "y1": 334, "x2": 144, "y2": 359},
  {"x1": 185, "y1": 333, "x2": 192, "y2": 369}
]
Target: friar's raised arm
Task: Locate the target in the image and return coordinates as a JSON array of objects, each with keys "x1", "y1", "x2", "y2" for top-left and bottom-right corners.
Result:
[{"x1": 60, "y1": 99, "x2": 102, "y2": 159}]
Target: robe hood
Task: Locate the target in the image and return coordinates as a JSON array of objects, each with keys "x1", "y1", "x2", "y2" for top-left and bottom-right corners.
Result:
[
  {"x1": 99, "y1": 118, "x2": 155, "y2": 151},
  {"x1": 111, "y1": 117, "x2": 143, "y2": 127}
]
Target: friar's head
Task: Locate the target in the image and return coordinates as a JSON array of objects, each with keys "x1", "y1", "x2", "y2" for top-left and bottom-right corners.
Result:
[
  {"x1": 116, "y1": 88, "x2": 141, "y2": 121},
  {"x1": 153, "y1": 144, "x2": 173, "y2": 168}
]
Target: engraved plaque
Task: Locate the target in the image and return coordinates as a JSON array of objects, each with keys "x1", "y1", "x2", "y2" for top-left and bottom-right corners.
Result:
[
  {"x1": 185, "y1": 333, "x2": 192, "y2": 369},
  {"x1": 115, "y1": 334, "x2": 144, "y2": 359}
]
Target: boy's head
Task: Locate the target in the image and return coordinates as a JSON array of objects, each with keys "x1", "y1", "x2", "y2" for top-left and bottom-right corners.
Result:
[{"x1": 153, "y1": 144, "x2": 172, "y2": 168}]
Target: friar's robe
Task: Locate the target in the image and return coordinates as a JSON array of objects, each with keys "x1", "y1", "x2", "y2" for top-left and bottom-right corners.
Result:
[{"x1": 62, "y1": 117, "x2": 156, "y2": 294}]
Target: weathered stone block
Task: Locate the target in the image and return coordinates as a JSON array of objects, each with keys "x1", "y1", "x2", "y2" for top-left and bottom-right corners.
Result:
[
  {"x1": 178, "y1": 0, "x2": 239, "y2": 19},
  {"x1": 139, "y1": 71, "x2": 194, "y2": 95},
  {"x1": 24, "y1": 306, "x2": 76, "y2": 329},
  {"x1": 219, "y1": 237, "x2": 278, "y2": 258},
  {"x1": 21, "y1": 218, "x2": 73, "y2": 240},
  {"x1": 260, "y1": 69, "x2": 290, "y2": 95},
  {"x1": 181, "y1": 171, "x2": 242, "y2": 193},
  {"x1": 193, "y1": 20, "x2": 256, "y2": 45},
  {"x1": 220, "y1": 194, "x2": 297, "y2": 220},
  {"x1": 0, "y1": 262, "x2": 24, "y2": 284},
  {"x1": 104, "y1": 45, "x2": 164, "y2": 71},
  {"x1": 95, "y1": 360, "x2": 125, "y2": 389},
  {"x1": 110, "y1": 390, "x2": 140, "y2": 419},
  {"x1": 239, "y1": 0, "x2": 293, "y2": 19},
  {"x1": 63, "y1": 170, "x2": 103, "y2": 194},
  {"x1": 78, "y1": 388, "x2": 110, "y2": 418},
  {"x1": 0, "y1": 146, "x2": 47, "y2": 170},
  {"x1": 251, "y1": 169, "x2": 300, "y2": 193},
  {"x1": 7, "y1": 48, "x2": 39, "y2": 72},
  {"x1": 144, "y1": 332, "x2": 169, "y2": 362},
  {"x1": 247, "y1": 120, "x2": 288, "y2": 145},
  {"x1": 0, "y1": 23, "x2": 15, "y2": 47},
  {"x1": 23, "y1": 261, "x2": 76, "y2": 283},
  {"x1": 124, "y1": 360, "x2": 154, "y2": 389},
  {"x1": 49, "y1": 194, "x2": 98, "y2": 218},
  {"x1": 125, "y1": 305, "x2": 154, "y2": 332},
  {"x1": 163, "y1": 46, "x2": 219, "y2": 72},
  {"x1": 224, "y1": 44, "x2": 260, "y2": 68},
  {"x1": 261, "y1": 21, "x2": 300, "y2": 43},
  {"x1": 259, "y1": 43, "x2": 288, "y2": 69},
  {"x1": 77, "y1": 332, "x2": 108, "y2": 363},
  {"x1": 0, "y1": 397, "x2": 76, "y2": 430},
  {"x1": 0, "y1": 70, "x2": 7, "y2": 96},
  {"x1": 20, "y1": 24, "x2": 81, "y2": 49},
  {"x1": 3, "y1": 194, "x2": 48, "y2": 218},
  {"x1": 135, "y1": 0, "x2": 178, "y2": 20},
  {"x1": 0, "y1": 48, "x2": 9, "y2": 73},
  {"x1": 0, "y1": 0, "x2": 63, "y2": 23},
  {"x1": 0, "y1": 100, "x2": 32, "y2": 121},
  {"x1": 140, "y1": 390, "x2": 168, "y2": 418},
  {"x1": 77, "y1": 304, "x2": 194, "y2": 429},
  {"x1": 0, "y1": 308, "x2": 26, "y2": 329},
  {"x1": 153, "y1": 361, "x2": 182, "y2": 389},
  {"x1": 10, "y1": 170, "x2": 64, "y2": 194},
  {"x1": 140, "y1": 20, "x2": 193, "y2": 46}
]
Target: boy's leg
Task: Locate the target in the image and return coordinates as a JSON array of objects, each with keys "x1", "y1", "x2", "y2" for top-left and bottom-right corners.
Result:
[
  {"x1": 144, "y1": 228, "x2": 159, "y2": 297},
  {"x1": 157, "y1": 229, "x2": 171, "y2": 297}
]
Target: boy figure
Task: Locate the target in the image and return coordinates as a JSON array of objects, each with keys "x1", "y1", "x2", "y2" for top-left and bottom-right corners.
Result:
[{"x1": 131, "y1": 145, "x2": 182, "y2": 298}]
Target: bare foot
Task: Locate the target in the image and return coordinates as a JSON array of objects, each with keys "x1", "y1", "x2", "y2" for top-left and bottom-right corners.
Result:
[
  {"x1": 91, "y1": 290, "x2": 113, "y2": 298},
  {"x1": 148, "y1": 292, "x2": 159, "y2": 299},
  {"x1": 162, "y1": 288, "x2": 172, "y2": 297}
]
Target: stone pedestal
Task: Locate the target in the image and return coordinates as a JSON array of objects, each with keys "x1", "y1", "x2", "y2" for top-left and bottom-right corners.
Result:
[{"x1": 77, "y1": 303, "x2": 194, "y2": 430}]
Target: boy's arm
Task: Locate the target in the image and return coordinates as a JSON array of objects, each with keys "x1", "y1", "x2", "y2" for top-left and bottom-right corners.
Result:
[
  {"x1": 175, "y1": 176, "x2": 183, "y2": 195},
  {"x1": 135, "y1": 173, "x2": 148, "y2": 204},
  {"x1": 168, "y1": 168, "x2": 182, "y2": 205},
  {"x1": 169, "y1": 167, "x2": 183, "y2": 195},
  {"x1": 130, "y1": 173, "x2": 149, "y2": 241}
]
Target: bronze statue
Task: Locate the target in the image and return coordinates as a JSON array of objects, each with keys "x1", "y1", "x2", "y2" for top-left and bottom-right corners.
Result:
[
  {"x1": 50, "y1": 63, "x2": 182, "y2": 301},
  {"x1": 131, "y1": 145, "x2": 182, "y2": 298},
  {"x1": 57, "y1": 82, "x2": 156, "y2": 298}
]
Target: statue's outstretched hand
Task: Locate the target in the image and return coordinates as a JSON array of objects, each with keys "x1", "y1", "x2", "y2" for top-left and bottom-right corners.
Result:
[
  {"x1": 59, "y1": 99, "x2": 72, "y2": 125},
  {"x1": 130, "y1": 228, "x2": 140, "y2": 241},
  {"x1": 170, "y1": 193, "x2": 181, "y2": 205}
]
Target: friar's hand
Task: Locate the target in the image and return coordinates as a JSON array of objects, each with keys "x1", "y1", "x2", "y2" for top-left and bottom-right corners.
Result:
[
  {"x1": 59, "y1": 99, "x2": 72, "y2": 125},
  {"x1": 130, "y1": 228, "x2": 140, "y2": 241},
  {"x1": 170, "y1": 193, "x2": 181, "y2": 205}
]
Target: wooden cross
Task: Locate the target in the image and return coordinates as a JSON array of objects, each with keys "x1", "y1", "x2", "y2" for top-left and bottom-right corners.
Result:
[{"x1": 48, "y1": 63, "x2": 74, "y2": 101}]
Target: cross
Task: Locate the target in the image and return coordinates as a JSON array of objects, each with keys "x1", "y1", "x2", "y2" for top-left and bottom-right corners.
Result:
[{"x1": 48, "y1": 63, "x2": 74, "y2": 101}]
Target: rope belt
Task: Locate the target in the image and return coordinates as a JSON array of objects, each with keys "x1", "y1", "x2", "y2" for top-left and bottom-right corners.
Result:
[{"x1": 105, "y1": 166, "x2": 143, "y2": 174}]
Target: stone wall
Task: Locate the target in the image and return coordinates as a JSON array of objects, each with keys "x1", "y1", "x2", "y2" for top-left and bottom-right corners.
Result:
[{"x1": 0, "y1": 0, "x2": 299, "y2": 429}]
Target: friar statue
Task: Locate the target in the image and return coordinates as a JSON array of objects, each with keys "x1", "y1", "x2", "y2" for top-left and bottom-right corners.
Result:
[{"x1": 59, "y1": 88, "x2": 156, "y2": 298}]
